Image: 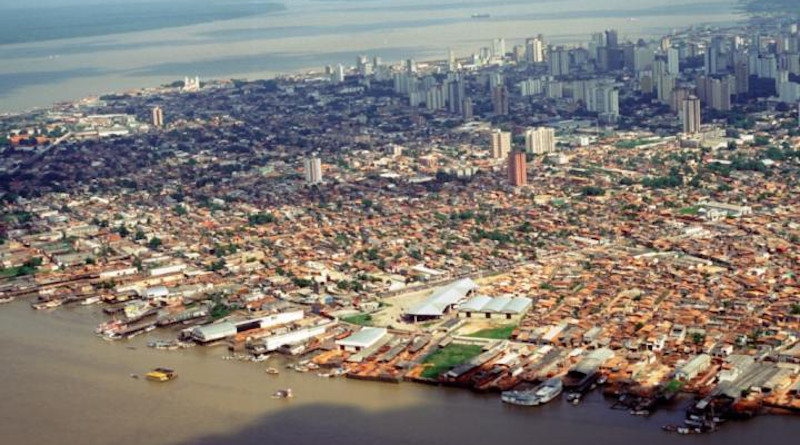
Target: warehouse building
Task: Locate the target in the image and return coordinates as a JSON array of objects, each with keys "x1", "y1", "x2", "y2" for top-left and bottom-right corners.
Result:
[
  {"x1": 457, "y1": 295, "x2": 533, "y2": 320},
  {"x1": 191, "y1": 310, "x2": 304, "y2": 343},
  {"x1": 336, "y1": 327, "x2": 388, "y2": 352},
  {"x1": 675, "y1": 353, "x2": 711, "y2": 381},
  {"x1": 404, "y1": 278, "x2": 478, "y2": 322}
]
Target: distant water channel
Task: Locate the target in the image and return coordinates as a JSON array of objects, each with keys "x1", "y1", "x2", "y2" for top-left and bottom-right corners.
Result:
[
  {"x1": 0, "y1": 0, "x2": 741, "y2": 113},
  {"x1": 1, "y1": 299, "x2": 798, "y2": 445}
]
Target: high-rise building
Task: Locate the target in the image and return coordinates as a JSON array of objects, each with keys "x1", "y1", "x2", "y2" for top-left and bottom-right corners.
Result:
[
  {"x1": 489, "y1": 72, "x2": 504, "y2": 89},
  {"x1": 587, "y1": 85, "x2": 620, "y2": 121},
  {"x1": 304, "y1": 156, "x2": 323, "y2": 185},
  {"x1": 605, "y1": 29, "x2": 619, "y2": 48},
  {"x1": 681, "y1": 95, "x2": 701, "y2": 134},
  {"x1": 406, "y1": 59, "x2": 417, "y2": 73},
  {"x1": 492, "y1": 38, "x2": 506, "y2": 58},
  {"x1": 656, "y1": 73, "x2": 676, "y2": 104},
  {"x1": 667, "y1": 48, "x2": 680, "y2": 75},
  {"x1": 508, "y1": 151, "x2": 527, "y2": 187},
  {"x1": 151, "y1": 106, "x2": 164, "y2": 128},
  {"x1": 518, "y1": 78, "x2": 543, "y2": 97},
  {"x1": 462, "y1": 97, "x2": 474, "y2": 120},
  {"x1": 699, "y1": 76, "x2": 733, "y2": 111},
  {"x1": 448, "y1": 49, "x2": 457, "y2": 72},
  {"x1": 491, "y1": 129, "x2": 512, "y2": 159},
  {"x1": 670, "y1": 87, "x2": 692, "y2": 113},
  {"x1": 524, "y1": 127, "x2": 556, "y2": 155},
  {"x1": 448, "y1": 79, "x2": 465, "y2": 114},
  {"x1": 526, "y1": 37, "x2": 545, "y2": 64},
  {"x1": 633, "y1": 46, "x2": 655, "y2": 73},
  {"x1": 331, "y1": 64, "x2": 345, "y2": 84},
  {"x1": 492, "y1": 85, "x2": 510, "y2": 115},
  {"x1": 549, "y1": 47, "x2": 570, "y2": 77},
  {"x1": 735, "y1": 60, "x2": 750, "y2": 96},
  {"x1": 425, "y1": 86, "x2": 446, "y2": 110}
]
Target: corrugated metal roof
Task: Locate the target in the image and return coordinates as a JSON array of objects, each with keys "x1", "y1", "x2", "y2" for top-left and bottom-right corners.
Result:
[
  {"x1": 336, "y1": 327, "x2": 388, "y2": 348},
  {"x1": 459, "y1": 295, "x2": 493, "y2": 312},
  {"x1": 501, "y1": 297, "x2": 532, "y2": 314},
  {"x1": 483, "y1": 296, "x2": 512, "y2": 313},
  {"x1": 406, "y1": 278, "x2": 478, "y2": 317}
]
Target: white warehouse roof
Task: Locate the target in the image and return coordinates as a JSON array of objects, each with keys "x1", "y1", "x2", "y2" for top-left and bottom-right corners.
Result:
[
  {"x1": 406, "y1": 278, "x2": 478, "y2": 317},
  {"x1": 336, "y1": 327, "x2": 388, "y2": 349},
  {"x1": 458, "y1": 295, "x2": 532, "y2": 314}
]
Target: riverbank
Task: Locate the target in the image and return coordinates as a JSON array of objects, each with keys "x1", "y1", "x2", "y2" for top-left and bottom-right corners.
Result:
[{"x1": 2, "y1": 299, "x2": 799, "y2": 445}]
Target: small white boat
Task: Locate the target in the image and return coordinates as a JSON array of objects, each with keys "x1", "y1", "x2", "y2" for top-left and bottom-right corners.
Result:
[
  {"x1": 81, "y1": 296, "x2": 102, "y2": 305},
  {"x1": 0, "y1": 296, "x2": 15, "y2": 304},
  {"x1": 265, "y1": 367, "x2": 280, "y2": 375}
]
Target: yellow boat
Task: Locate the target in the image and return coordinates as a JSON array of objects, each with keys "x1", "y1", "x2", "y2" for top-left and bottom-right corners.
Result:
[{"x1": 145, "y1": 368, "x2": 178, "y2": 382}]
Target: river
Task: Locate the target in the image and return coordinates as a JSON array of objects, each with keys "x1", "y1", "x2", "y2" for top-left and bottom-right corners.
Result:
[
  {"x1": 1, "y1": 299, "x2": 798, "y2": 445},
  {"x1": 0, "y1": 0, "x2": 742, "y2": 113}
]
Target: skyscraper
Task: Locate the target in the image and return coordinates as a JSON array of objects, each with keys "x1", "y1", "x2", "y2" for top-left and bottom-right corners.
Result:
[
  {"x1": 492, "y1": 38, "x2": 506, "y2": 58},
  {"x1": 524, "y1": 127, "x2": 556, "y2": 154},
  {"x1": 605, "y1": 29, "x2": 619, "y2": 49},
  {"x1": 491, "y1": 129, "x2": 511, "y2": 159},
  {"x1": 587, "y1": 85, "x2": 620, "y2": 121},
  {"x1": 151, "y1": 106, "x2": 164, "y2": 128},
  {"x1": 462, "y1": 97, "x2": 474, "y2": 120},
  {"x1": 508, "y1": 151, "x2": 527, "y2": 187},
  {"x1": 549, "y1": 47, "x2": 570, "y2": 77},
  {"x1": 492, "y1": 86, "x2": 510, "y2": 115},
  {"x1": 666, "y1": 48, "x2": 680, "y2": 75},
  {"x1": 526, "y1": 37, "x2": 545, "y2": 64},
  {"x1": 681, "y1": 96, "x2": 701, "y2": 134},
  {"x1": 448, "y1": 79, "x2": 465, "y2": 114},
  {"x1": 304, "y1": 156, "x2": 323, "y2": 185},
  {"x1": 332, "y1": 64, "x2": 345, "y2": 84}
]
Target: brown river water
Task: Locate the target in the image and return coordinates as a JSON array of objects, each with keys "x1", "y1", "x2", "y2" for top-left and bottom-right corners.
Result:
[{"x1": 1, "y1": 299, "x2": 798, "y2": 445}]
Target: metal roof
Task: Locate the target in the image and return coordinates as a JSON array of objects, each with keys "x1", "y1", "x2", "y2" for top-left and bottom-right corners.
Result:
[
  {"x1": 501, "y1": 297, "x2": 533, "y2": 314},
  {"x1": 483, "y1": 296, "x2": 512, "y2": 313},
  {"x1": 457, "y1": 295, "x2": 532, "y2": 314},
  {"x1": 336, "y1": 327, "x2": 388, "y2": 348},
  {"x1": 406, "y1": 278, "x2": 478, "y2": 317},
  {"x1": 459, "y1": 295, "x2": 493, "y2": 312}
]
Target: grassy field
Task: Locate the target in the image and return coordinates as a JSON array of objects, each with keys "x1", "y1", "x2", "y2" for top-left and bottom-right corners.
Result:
[
  {"x1": 421, "y1": 344, "x2": 483, "y2": 379},
  {"x1": 466, "y1": 324, "x2": 517, "y2": 339},
  {"x1": 679, "y1": 205, "x2": 700, "y2": 215},
  {"x1": 342, "y1": 314, "x2": 373, "y2": 326}
]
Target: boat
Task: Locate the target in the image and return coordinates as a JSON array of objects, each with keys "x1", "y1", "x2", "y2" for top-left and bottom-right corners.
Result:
[
  {"x1": 265, "y1": 367, "x2": 280, "y2": 375},
  {"x1": 0, "y1": 296, "x2": 15, "y2": 304},
  {"x1": 533, "y1": 378, "x2": 563, "y2": 404},
  {"x1": 251, "y1": 354, "x2": 270, "y2": 363},
  {"x1": 32, "y1": 299, "x2": 62, "y2": 310},
  {"x1": 81, "y1": 296, "x2": 102, "y2": 306},
  {"x1": 566, "y1": 391, "x2": 582, "y2": 405},
  {"x1": 272, "y1": 388, "x2": 293, "y2": 399},
  {"x1": 148, "y1": 340, "x2": 180, "y2": 350},
  {"x1": 471, "y1": 13, "x2": 490, "y2": 19},
  {"x1": 501, "y1": 377, "x2": 563, "y2": 406},
  {"x1": 96, "y1": 319, "x2": 126, "y2": 336},
  {"x1": 145, "y1": 368, "x2": 178, "y2": 382}
]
